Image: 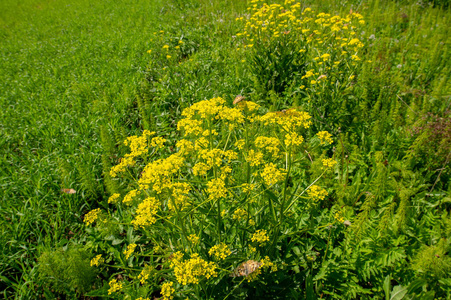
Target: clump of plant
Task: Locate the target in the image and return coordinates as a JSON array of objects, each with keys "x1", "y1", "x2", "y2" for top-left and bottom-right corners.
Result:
[
  {"x1": 407, "y1": 111, "x2": 451, "y2": 189},
  {"x1": 37, "y1": 246, "x2": 98, "y2": 297},
  {"x1": 235, "y1": 0, "x2": 366, "y2": 127},
  {"x1": 85, "y1": 97, "x2": 338, "y2": 298}
]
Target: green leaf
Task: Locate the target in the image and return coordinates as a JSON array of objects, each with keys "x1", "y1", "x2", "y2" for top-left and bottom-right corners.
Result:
[
  {"x1": 383, "y1": 275, "x2": 391, "y2": 300},
  {"x1": 306, "y1": 273, "x2": 316, "y2": 300},
  {"x1": 390, "y1": 285, "x2": 408, "y2": 300}
]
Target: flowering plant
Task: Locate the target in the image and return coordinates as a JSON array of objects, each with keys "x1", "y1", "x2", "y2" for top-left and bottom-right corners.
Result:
[
  {"x1": 236, "y1": 0, "x2": 366, "y2": 129},
  {"x1": 86, "y1": 96, "x2": 340, "y2": 298}
]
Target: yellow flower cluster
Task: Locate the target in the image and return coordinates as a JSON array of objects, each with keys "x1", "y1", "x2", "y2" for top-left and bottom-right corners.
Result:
[
  {"x1": 322, "y1": 157, "x2": 337, "y2": 169},
  {"x1": 173, "y1": 253, "x2": 218, "y2": 285},
  {"x1": 176, "y1": 139, "x2": 194, "y2": 155},
  {"x1": 131, "y1": 197, "x2": 159, "y2": 229},
  {"x1": 241, "y1": 183, "x2": 256, "y2": 193},
  {"x1": 317, "y1": 131, "x2": 333, "y2": 144},
  {"x1": 255, "y1": 136, "x2": 280, "y2": 156},
  {"x1": 138, "y1": 265, "x2": 153, "y2": 284},
  {"x1": 123, "y1": 243, "x2": 137, "y2": 259},
  {"x1": 232, "y1": 208, "x2": 248, "y2": 221},
  {"x1": 123, "y1": 189, "x2": 141, "y2": 204},
  {"x1": 168, "y1": 182, "x2": 191, "y2": 211},
  {"x1": 258, "y1": 109, "x2": 312, "y2": 132},
  {"x1": 237, "y1": 0, "x2": 366, "y2": 92},
  {"x1": 261, "y1": 163, "x2": 286, "y2": 186},
  {"x1": 151, "y1": 136, "x2": 166, "y2": 149},
  {"x1": 90, "y1": 254, "x2": 103, "y2": 267},
  {"x1": 161, "y1": 281, "x2": 175, "y2": 300},
  {"x1": 178, "y1": 97, "x2": 245, "y2": 136},
  {"x1": 251, "y1": 229, "x2": 270, "y2": 244},
  {"x1": 84, "y1": 208, "x2": 101, "y2": 225},
  {"x1": 308, "y1": 185, "x2": 328, "y2": 201},
  {"x1": 208, "y1": 243, "x2": 231, "y2": 260},
  {"x1": 139, "y1": 154, "x2": 185, "y2": 193},
  {"x1": 260, "y1": 256, "x2": 278, "y2": 273},
  {"x1": 246, "y1": 149, "x2": 264, "y2": 166},
  {"x1": 284, "y1": 132, "x2": 304, "y2": 147},
  {"x1": 334, "y1": 210, "x2": 345, "y2": 223},
  {"x1": 207, "y1": 177, "x2": 228, "y2": 201},
  {"x1": 108, "y1": 278, "x2": 123, "y2": 295},
  {"x1": 187, "y1": 234, "x2": 200, "y2": 245},
  {"x1": 107, "y1": 193, "x2": 120, "y2": 204},
  {"x1": 110, "y1": 130, "x2": 154, "y2": 177}
]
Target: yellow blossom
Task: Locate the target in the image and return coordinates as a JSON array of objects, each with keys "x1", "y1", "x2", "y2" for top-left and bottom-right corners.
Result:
[
  {"x1": 251, "y1": 229, "x2": 270, "y2": 244},
  {"x1": 173, "y1": 253, "x2": 218, "y2": 285},
  {"x1": 207, "y1": 178, "x2": 228, "y2": 200},
  {"x1": 161, "y1": 281, "x2": 175, "y2": 300},
  {"x1": 138, "y1": 265, "x2": 153, "y2": 284},
  {"x1": 322, "y1": 157, "x2": 337, "y2": 169},
  {"x1": 108, "y1": 193, "x2": 120, "y2": 204},
  {"x1": 90, "y1": 254, "x2": 104, "y2": 267},
  {"x1": 317, "y1": 131, "x2": 333, "y2": 144},
  {"x1": 124, "y1": 243, "x2": 137, "y2": 259},
  {"x1": 131, "y1": 197, "x2": 159, "y2": 229},
  {"x1": 261, "y1": 163, "x2": 286, "y2": 186},
  {"x1": 108, "y1": 278, "x2": 123, "y2": 295},
  {"x1": 232, "y1": 208, "x2": 248, "y2": 221},
  {"x1": 84, "y1": 208, "x2": 101, "y2": 225},
  {"x1": 208, "y1": 243, "x2": 231, "y2": 260},
  {"x1": 245, "y1": 150, "x2": 264, "y2": 166},
  {"x1": 308, "y1": 185, "x2": 328, "y2": 201},
  {"x1": 187, "y1": 234, "x2": 200, "y2": 245},
  {"x1": 151, "y1": 136, "x2": 166, "y2": 148}
]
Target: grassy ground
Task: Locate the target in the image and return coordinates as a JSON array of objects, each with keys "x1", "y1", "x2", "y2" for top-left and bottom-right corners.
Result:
[
  {"x1": 0, "y1": 0, "x2": 450, "y2": 298},
  {"x1": 0, "y1": 0, "x2": 163, "y2": 297}
]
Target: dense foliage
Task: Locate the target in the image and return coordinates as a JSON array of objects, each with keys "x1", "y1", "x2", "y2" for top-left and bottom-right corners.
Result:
[{"x1": 0, "y1": 0, "x2": 450, "y2": 299}]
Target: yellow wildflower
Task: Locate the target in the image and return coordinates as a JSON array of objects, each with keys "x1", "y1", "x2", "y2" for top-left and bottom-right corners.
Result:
[
  {"x1": 245, "y1": 150, "x2": 264, "y2": 166},
  {"x1": 308, "y1": 185, "x2": 328, "y2": 201},
  {"x1": 173, "y1": 253, "x2": 218, "y2": 285},
  {"x1": 317, "y1": 131, "x2": 333, "y2": 144},
  {"x1": 322, "y1": 158, "x2": 336, "y2": 169},
  {"x1": 84, "y1": 208, "x2": 101, "y2": 225},
  {"x1": 108, "y1": 193, "x2": 120, "y2": 204},
  {"x1": 151, "y1": 136, "x2": 166, "y2": 149},
  {"x1": 131, "y1": 197, "x2": 159, "y2": 229},
  {"x1": 161, "y1": 281, "x2": 175, "y2": 300},
  {"x1": 90, "y1": 254, "x2": 103, "y2": 267},
  {"x1": 138, "y1": 265, "x2": 153, "y2": 284},
  {"x1": 232, "y1": 208, "x2": 248, "y2": 221},
  {"x1": 124, "y1": 243, "x2": 137, "y2": 259},
  {"x1": 207, "y1": 178, "x2": 228, "y2": 200},
  {"x1": 108, "y1": 278, "x2": 123, "y2": 295},
  {"x1": 261, "y1": 163, "x2": 286, "y2": 186},
  {"x1": 251, "y1": 229, "x2": 270, "y2": 244},
  {"x1": 187, "y1": 234, "x2": 200, "y2": 245},
  {"x1": 123, "y1": 189, "x2": 141, "y2": 204},
  {"x1": 208, "y1": 243, "x2": 231, "y2": 260}
]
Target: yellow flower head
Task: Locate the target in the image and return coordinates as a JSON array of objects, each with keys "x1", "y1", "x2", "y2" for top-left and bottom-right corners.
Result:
[
  {"x1": 124, "y1": 243, "x2": 137, "y2": 259},
  {"x1": 90, "y1": 254, "x2": 104, "y2": 267},
  {"x1": 317, "y1": 131, "x2": 333, "y2": 144},
  {"x1": 108, "y1": 278, "x2": 123, "y2": 295},
  {"x1": 84, "y1": 208, "x2": 101, "y2": 225},
  {"x1": 208, "y1": 243, "x2": 231, "y2": 260},
  {"x1": 173, "y1": 253, "x2": 218, "y2": 285},
  {"x1": 108, "y1": 193, "x2": 120, "y2": 204},
  {"x1": 251, "y1": 229, "x2": 270, "y2": 244},
  {"x1": 161, "y1": 281, "x2": 175, "y2": 300}
]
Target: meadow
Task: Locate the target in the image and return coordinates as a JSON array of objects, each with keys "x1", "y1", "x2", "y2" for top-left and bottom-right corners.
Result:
[{"x1": 0, "y1": 0, "x2": 450, "y2": 299}]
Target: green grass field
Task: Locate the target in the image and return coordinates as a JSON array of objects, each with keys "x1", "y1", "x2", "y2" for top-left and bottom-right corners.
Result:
[{"x1": 0, "y1": 0, "x2": 450, "y2": 298}]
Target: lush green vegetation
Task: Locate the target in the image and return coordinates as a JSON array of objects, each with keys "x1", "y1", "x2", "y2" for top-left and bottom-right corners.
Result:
[{"x1": 0, "y1": 0, "x2": 450, "y2": 299}]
